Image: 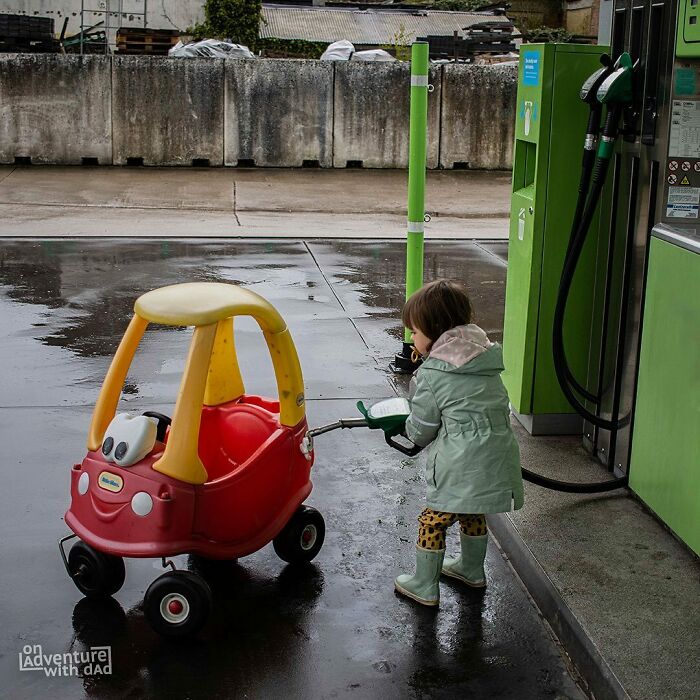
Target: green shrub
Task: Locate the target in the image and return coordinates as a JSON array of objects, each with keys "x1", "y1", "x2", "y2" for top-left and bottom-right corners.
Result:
[
  {"x1": 189, "y1": 0, "x2": 264, "y2": 50},
  {"x1": 523, "y1": 26, "x2": 575, "y2": 43},
  {"x1": 431, "y1": 0, "x2": 492, "y2": 11}
]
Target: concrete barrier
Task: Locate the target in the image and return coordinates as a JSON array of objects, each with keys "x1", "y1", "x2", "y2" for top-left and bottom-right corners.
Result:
[
  {"x1": 0, "y1": 55, "x2": 517, "y2": 170},
  {"x1": 439, "y1": 64, "x2": 517, "y2": 170},
  {"x1": 333, "y1": 62, "x2": 442, "y2": 169},
  {"x1": 112, "y1": 56, "x2": 224, "y2": 166},
  {"x1": 0, "y1": 54, "x2": 111, "y2": 165},
  {"x1": 225, "y1": 59, "x2": 334, "y2": 167}
]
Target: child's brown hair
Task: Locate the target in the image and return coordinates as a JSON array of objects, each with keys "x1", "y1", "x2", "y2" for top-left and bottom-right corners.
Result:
[{"x1": 401, "y1": 279, "x2": 472, "y2": 344}]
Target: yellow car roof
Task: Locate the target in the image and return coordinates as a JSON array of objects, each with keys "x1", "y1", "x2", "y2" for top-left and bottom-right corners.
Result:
[{"x1": 134, "y1": 282, "x2": 285, "y2": 331}]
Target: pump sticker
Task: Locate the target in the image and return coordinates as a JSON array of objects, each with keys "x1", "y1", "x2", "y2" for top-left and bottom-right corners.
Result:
[
  {"x1": 518, "y1": 208, "x2": 526, "y2": 240},
  {"x1": 522, "y1": 51, "x2": 540, "y2": 86},
  {"x1": 666, "y1": 204, "x2": 699, "y2": 217},
  {"x1": 669, "y1": 186, "x2": 700, "y2": 203},
  {"x1": 667, "y1": 186, "x2": 700, "y2": 218},
  {"x1": 669, "y1": 101, "x2": 700, "y2": 158}
]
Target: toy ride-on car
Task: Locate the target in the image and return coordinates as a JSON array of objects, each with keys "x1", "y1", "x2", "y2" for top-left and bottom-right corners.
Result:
[{"x1": 59, "y1": 282, "x2": 324, "y2": 637}]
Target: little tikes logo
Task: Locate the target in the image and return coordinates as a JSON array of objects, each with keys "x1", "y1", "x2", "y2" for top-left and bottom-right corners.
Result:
[
  {"x1": 19, "y1": 644, "x2": 112, "y2": 677},
  {"x1": 98, "y1": 471, "x2": 123, "y2": 493}
]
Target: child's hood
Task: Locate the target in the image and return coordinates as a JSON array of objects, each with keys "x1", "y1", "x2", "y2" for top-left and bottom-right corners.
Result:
[{"x1": 425, "y1": 324, "x2": 504, "y2": 375}]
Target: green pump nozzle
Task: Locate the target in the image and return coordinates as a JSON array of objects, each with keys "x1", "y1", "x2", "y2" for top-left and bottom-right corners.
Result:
[
  {"x1": 594, "y1": 53, "x2": 635, "y2": 159},
  {"x1": 596, "y1": 52, "x2": 634, "y2": 106}
]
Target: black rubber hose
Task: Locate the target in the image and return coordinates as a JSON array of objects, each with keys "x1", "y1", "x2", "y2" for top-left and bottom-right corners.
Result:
[
  {"x1": 557, "y1": 135, "x2": 600, "y2": 403},
  {"x1": 553, "y1": 157, "x2": 620, "y2": 425},
  {"x1": 526, "y1": 107, "x2": 629, "y2": 493},
  {"x1": 553, "y1": 140, "x2": 631, "y2": 431},
  {"x1": 521, "y1": 466, "x2": 627, "y2": 493}
]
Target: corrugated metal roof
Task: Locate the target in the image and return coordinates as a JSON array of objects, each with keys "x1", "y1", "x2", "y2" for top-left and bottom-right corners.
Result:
[{"x1": 260, "y1": 5, "x2": 510, "y2": 44}]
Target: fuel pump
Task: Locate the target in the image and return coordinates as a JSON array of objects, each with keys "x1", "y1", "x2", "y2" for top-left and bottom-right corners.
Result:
[
  {"x1": 553, "y1": 53, "x2": 635, "y2": 431},
  {"x1": 536, "y1": 54, "x2": 636, "y2": 492},
  {"x1": 500, "y1": 1, "x2": 700, "y2": 544}
]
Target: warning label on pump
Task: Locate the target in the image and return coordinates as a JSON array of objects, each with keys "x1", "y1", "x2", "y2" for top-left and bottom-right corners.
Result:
[
  {"x1": 666, "y1": 203, "x2": 699, "y2": 218},
  {"x1": 668, "y1": 186, "x2": 700, "y2": 204},
  {"x1": 670, "y1": 101, "x2": 700, "y2": 158}
]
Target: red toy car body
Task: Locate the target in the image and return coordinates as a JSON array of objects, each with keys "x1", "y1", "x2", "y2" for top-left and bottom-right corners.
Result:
[{"x1": 60, "y1": 283, "x2": 323, "y2": 637}]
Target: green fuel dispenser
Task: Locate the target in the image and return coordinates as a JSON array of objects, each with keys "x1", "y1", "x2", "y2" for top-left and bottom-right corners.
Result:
[
  {"x1": 630, "y1": 228, "x2": 700, "y2": 556},
  {"x1": 624, "y1": 0, "x2": 700, "y2": 554},
  {"x1": 499, "y1": 0, "x2": 700, "y2": 544},
  {"x1": 502, "y1": 44, "x2": 611, "y2": 435}
]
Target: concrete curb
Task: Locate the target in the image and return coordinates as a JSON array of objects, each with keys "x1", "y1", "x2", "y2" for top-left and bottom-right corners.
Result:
[{"x1": 488, "y1": 513, "x2": 631, "y2": 700}]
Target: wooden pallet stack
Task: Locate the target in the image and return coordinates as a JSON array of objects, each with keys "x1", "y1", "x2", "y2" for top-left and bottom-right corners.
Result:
[
  {"x1": 464, "y1": 21, "x2": 516, "y2": 57},
  {"x1": 420, "y1": 21, "x2": 516, "y2": 62},
  {"x1": 116, "y1": 27, "x2": 180, "y2": 56},
  {"x1": 0, "y1": 13, "x2": 60, "y2": 53}
]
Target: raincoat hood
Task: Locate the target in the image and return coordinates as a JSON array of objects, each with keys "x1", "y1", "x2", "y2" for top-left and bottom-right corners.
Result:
[{"x1": 426, "y1": 324, "x2": 503, "y2": 375}]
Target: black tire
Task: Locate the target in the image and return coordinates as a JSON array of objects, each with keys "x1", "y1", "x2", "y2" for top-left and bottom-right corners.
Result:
[
  {"x1": 67, "y1": 541, "x2": 126, "y2": 599},
  {"x1": 144, "y1": 571, "x2": 212, "y2": 638},
  {"x1": 273, "y1": 505, "x2": 325, "y2": 564}
]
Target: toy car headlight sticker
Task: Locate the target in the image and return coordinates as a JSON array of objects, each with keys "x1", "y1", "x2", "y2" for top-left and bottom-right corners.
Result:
[
  {"x1": 131, "y1": 491, "x2": 153, "y2": 516},
  {"x1": 78, "y1": 471, "x2": 89, "y2": 495},
  {"x1": 102, "y1": 413, "x2": 158, "y2": 467}
]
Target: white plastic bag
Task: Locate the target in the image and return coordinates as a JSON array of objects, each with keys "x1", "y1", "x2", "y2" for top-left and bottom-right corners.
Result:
[
  {"x1": 352, "y1": 49, "x2": 395, "y2": 62},
  {"x1": 169, "y1": 39, "x2": 255, "y2": 59},
  {"x1": 320, "y1": 40, "x2": 355, "y2": 61}
]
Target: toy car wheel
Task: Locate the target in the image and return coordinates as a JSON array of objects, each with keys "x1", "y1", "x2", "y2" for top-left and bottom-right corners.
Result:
[
  {"x1": 273, "y1": 505, "x2": 325, "y2": 564},
  {"x1": 144, "y1": 571, "x2": 212, "y2": 638},
  {"x1": 67, "y1": 541, "x2": 126, "y2": 599}
]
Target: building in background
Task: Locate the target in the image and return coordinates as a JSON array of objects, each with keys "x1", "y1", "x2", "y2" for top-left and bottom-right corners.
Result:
[{"x1": 261, "y1": 4, "x2": 514, "y2": 54}]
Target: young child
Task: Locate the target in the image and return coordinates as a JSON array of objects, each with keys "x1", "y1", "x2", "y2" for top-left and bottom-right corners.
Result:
[{"x1": 394, "y1": 279, "x2": 524, "y2": 606}]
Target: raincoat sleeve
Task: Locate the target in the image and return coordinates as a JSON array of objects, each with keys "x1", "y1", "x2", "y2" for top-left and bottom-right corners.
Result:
[{"x1": 405, "y1": 371, "x2": 442, "y2": 447}]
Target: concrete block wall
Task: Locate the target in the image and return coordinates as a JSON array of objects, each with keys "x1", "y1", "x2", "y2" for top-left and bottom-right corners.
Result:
[
  {"x1": 439, "y1": 64, "x2": 517, "y2": 170},
  {"x1": 0, "y1": 54, "x2": 111, "y2": 165},
  {"x1": 0, "y1": 55, "x2": 517, "y2": 170},
  {"x1": 333, "y1": 62, "x2": 442, "y2": 169},
  {"x1": 113, "y1": 56, "x2": 225, "y2": 166},
  {"x1": 226, "y1": 59, "x2": 333, "y2": 168}
]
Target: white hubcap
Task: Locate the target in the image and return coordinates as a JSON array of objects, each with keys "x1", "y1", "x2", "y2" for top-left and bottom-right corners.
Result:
[
  {"x1": 160, "y1": 593, "x2": 190, "y2": 624},
  {"x1": 300, "y1": 524, "x2": 317, "y2": 551}
]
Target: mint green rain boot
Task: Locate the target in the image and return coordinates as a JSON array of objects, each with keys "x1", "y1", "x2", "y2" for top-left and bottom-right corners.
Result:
[
  {"x1": 394, "y1": 547, "x2": 445, "y2": 606},
  {"x1": 441, "y1": 533, "x2": 487, "y2": 588}
]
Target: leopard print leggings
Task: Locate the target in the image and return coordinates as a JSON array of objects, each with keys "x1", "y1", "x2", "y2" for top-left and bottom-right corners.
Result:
[{"x1": 417, "y1": 508, "x2": 487, "y2": 551}]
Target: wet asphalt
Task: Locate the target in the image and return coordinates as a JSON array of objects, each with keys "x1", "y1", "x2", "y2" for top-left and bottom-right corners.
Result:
[{"x1": 0, "y1": 239, "x2": 585, "y2": 699}]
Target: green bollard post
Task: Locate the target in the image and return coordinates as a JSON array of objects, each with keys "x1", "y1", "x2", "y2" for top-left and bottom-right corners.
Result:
[{"x1": 391, "y1": 41, "x2": 429, "y2": 374}]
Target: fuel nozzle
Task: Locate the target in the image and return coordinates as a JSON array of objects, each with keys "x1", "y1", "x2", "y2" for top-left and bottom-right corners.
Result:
[
  {"x1": 579, "y1": 54, "x2": 614, "y2": 155},
  {"x1": 579, "y1": 53, "x2": 613, "y2": 105},
  {"x1": 597, "y1": 52, "x2": 634, "y2": 107},
  {"x1": 595, "y1": 52, "x2": 635, "y2": 160}
]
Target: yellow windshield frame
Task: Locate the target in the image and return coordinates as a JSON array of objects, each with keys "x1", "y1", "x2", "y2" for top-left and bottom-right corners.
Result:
[{"x1": 87, "y1": 283, "x2": 306, "y2": 485}]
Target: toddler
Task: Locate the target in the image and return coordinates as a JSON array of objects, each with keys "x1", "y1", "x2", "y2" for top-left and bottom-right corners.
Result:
[{"x1": 395, "y1": 279, "x2": 524, "y2": 606}]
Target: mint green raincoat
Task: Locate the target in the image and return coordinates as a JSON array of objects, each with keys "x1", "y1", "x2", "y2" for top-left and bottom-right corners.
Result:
[{"x1": 404, "y1": 324, "x2": 524, "y2": 514}]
